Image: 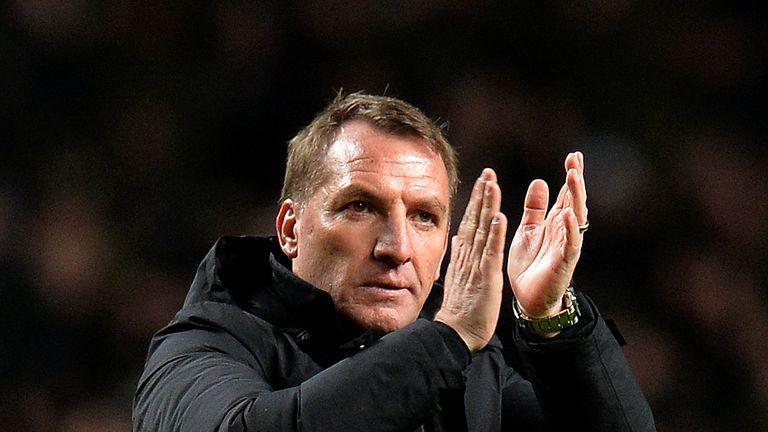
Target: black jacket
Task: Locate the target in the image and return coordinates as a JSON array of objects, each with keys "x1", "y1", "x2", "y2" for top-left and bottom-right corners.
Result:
[{"x1": 133, "y1": 236, "x2": 655, "y2": 431}]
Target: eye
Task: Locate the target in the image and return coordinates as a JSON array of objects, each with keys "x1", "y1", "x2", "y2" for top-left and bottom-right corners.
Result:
[
  {"x1": 414, "y1": 211, "x2": 437, "y2": 226},
  {"x1": 347, "y1": 200, "x2": 370, "y2": 213}
]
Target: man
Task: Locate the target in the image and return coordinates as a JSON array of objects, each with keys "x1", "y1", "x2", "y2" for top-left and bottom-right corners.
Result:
[{"x1": 133, "y1": 92, "x2": 655, "y2": 431}]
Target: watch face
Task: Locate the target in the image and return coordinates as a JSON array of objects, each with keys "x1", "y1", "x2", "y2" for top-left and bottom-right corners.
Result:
[{"x1": 519, "y1": 289, "x2": 581, "y2": 336}]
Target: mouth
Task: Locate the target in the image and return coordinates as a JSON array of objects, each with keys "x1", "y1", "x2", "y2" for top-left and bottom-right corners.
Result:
[{"x1": 361, "y1": 281, "x2": 414, "y2": 294}]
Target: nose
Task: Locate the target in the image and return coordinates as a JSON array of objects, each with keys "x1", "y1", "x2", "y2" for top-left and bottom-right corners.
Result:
[{"x1": 373, "y1": 211, "x2": 412, "y2": 266}]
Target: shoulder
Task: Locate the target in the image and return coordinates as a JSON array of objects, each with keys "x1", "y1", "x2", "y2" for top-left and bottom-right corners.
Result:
[{"x1": 145, "y1": 301, "x2": 311, "y2": 380}]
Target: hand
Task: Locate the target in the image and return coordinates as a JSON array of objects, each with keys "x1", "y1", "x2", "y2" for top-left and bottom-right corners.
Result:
[
  {"x1": 507, "y1": 152, "x2": 588, "y2": 319},
  {"x1": 435, "y1": 169, "x2": 508, "y2": 352}
]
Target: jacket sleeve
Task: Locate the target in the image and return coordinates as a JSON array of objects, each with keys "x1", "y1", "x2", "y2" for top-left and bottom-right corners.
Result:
[
  {"x1": 133, "y1": 316, "x2": 469, "y2": 432},
  {"x1": 502, "y1": 292, "x2": 656, "y2": 431}
]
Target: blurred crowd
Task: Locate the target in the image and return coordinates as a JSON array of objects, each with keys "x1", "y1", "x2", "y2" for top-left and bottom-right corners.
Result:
[{"x1": 1, "y1": 1, "x2": 766, "y2": 431}]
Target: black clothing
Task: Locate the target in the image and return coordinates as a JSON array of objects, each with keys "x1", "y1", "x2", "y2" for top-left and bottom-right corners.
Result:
[{"x1": 133, "y1": 236, "x2": 655, "y2": 431}]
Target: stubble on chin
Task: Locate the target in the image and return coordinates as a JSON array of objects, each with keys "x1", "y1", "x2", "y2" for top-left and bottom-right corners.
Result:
[{"x1": 336, "y1": 302, "x2": 417, "y2": 336}]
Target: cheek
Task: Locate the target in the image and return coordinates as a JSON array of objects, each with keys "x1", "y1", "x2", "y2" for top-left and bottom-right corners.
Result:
[
  {"x1": 305, "y1": 225, "x2": 370, "y2": 280},
  {"x1": 414, "y1": 233, "x2": 448, "y2": 281}
]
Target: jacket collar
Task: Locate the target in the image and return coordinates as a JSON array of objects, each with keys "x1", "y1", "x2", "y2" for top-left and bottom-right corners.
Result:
[{"x1": 186, "y1": 235, "x2": 445, "y2": 365}]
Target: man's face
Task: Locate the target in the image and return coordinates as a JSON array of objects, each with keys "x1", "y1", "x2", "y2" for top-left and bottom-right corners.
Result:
[{"x1": 278, "y1": 120, "x2": 451, "y2": 334}]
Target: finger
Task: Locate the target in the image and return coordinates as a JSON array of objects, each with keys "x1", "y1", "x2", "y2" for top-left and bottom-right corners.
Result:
[
  {"x1": 563, "y1": 151, "x2": 587, "y2": 224},
  {"x1": 564, "y1": 152, "x2": 580, "y2": 174},
  {"x1": 481, "y1": 212, "x2": 507, "y2": 306},
  {"x1": 520, "y1": 179, "x2": 548, "y2": 227},
  {"x1": 552, "y1": 182, "x2": 570, "y2": 213},
  {"x1": 562, "y1": 208, "x2": 582, "y2": 264},
  {"x1": 457, "y1": 169, "x2": 496, "y2": 243},
  {"x1": 483, "y1": 212, "x2": 507, "y2": 269},
  {"x1": 566, "y1": 167, "x2": 588, "y2": 225},
  {"x1": 482, "y1": 168, "x2": 498, "y2": 186},
  {"x1": 471, "y1": 178, "x2": 502, "y2": 258},
  {"x1": 445, "y1": 235, "x2": 463, "y2": 287},
  {"x1": 551, "y1": 153, "x2": 577, "y2": 210},
  {"x1": 456, "y1": 177, "x2": 485, "y2": 245},
  {"x1": 554, "y1": 153, "x2": 587, "y2": 222},
  {"x1": 577, "y1": 152, "x2": 588, "y2": 222}
]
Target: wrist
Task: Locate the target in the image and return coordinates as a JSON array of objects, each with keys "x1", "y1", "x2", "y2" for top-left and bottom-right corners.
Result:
[
  {"x1": 434, "y1": 314, "x2": 487, "y2": 352},
  {"x1": 513, "y1": 287, "x2": 581, "y2": 338}
]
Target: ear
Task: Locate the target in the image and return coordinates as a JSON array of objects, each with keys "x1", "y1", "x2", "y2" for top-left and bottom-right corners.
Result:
[
  {"x1": 276, "y1": 199, "x2": 300, "y2": 259},
  {"x1": 434, "y1": 227, "x2": 450, "y2": 281}
]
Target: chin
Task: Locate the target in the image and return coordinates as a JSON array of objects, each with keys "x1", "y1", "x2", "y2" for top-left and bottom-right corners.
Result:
[{"x1": 344, "y1": 305, "x2": 418, "y2": 335}]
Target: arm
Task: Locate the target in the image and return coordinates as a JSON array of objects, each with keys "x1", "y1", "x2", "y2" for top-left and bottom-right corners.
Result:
[
  {"x1": 503, "y1": 152, "x2": 655, "y2": 430},
  {"x1": 508, "y1": 293, "x2": 656, "y2": 431},
  {"x1": 136, "y1": 169, "x2": 504, "y2": 432},
  {"x1": 133, "y1": 312, "x2": 470, "y2": 432}
]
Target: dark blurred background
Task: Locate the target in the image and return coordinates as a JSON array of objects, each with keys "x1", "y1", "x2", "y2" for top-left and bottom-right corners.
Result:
[{"x1": 1, "y1": 1, "x2": 766, "y2": 430}]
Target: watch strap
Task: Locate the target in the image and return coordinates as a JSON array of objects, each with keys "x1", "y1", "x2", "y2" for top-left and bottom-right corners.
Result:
[{"x1": 513, "y1": 287, "x2": 581, "y2": 336}]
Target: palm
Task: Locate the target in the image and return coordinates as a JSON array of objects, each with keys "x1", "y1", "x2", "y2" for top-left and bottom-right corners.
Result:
[{"x1": 507, "y1": 153, "x2": 588, "y2": 318}]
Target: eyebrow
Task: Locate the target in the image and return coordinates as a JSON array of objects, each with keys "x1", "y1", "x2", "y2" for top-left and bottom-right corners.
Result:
[
  {"x1": 415, "y1": 196, "x2": 447, "y2": 215},
  {"x1": 334, "y1": 186, "x2": 381, "y2": 206},
  {"x1": 334, "y1": 184, "x2": 448, "y2": 215}
]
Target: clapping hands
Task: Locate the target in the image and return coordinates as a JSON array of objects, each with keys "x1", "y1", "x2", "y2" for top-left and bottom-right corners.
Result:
[{"x1": 436, "y1": 152, "x2": 588, "y2": 350}]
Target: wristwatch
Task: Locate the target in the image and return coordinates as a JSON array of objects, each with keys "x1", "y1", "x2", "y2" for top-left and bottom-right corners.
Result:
[{"x1": 512, "y1": 287, "x2": 581, "y2": 337}]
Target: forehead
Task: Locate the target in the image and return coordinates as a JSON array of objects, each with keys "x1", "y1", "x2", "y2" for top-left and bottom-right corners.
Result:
[{"x1": 323, "y1": 120, "x2": 450, "y2": 194}]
